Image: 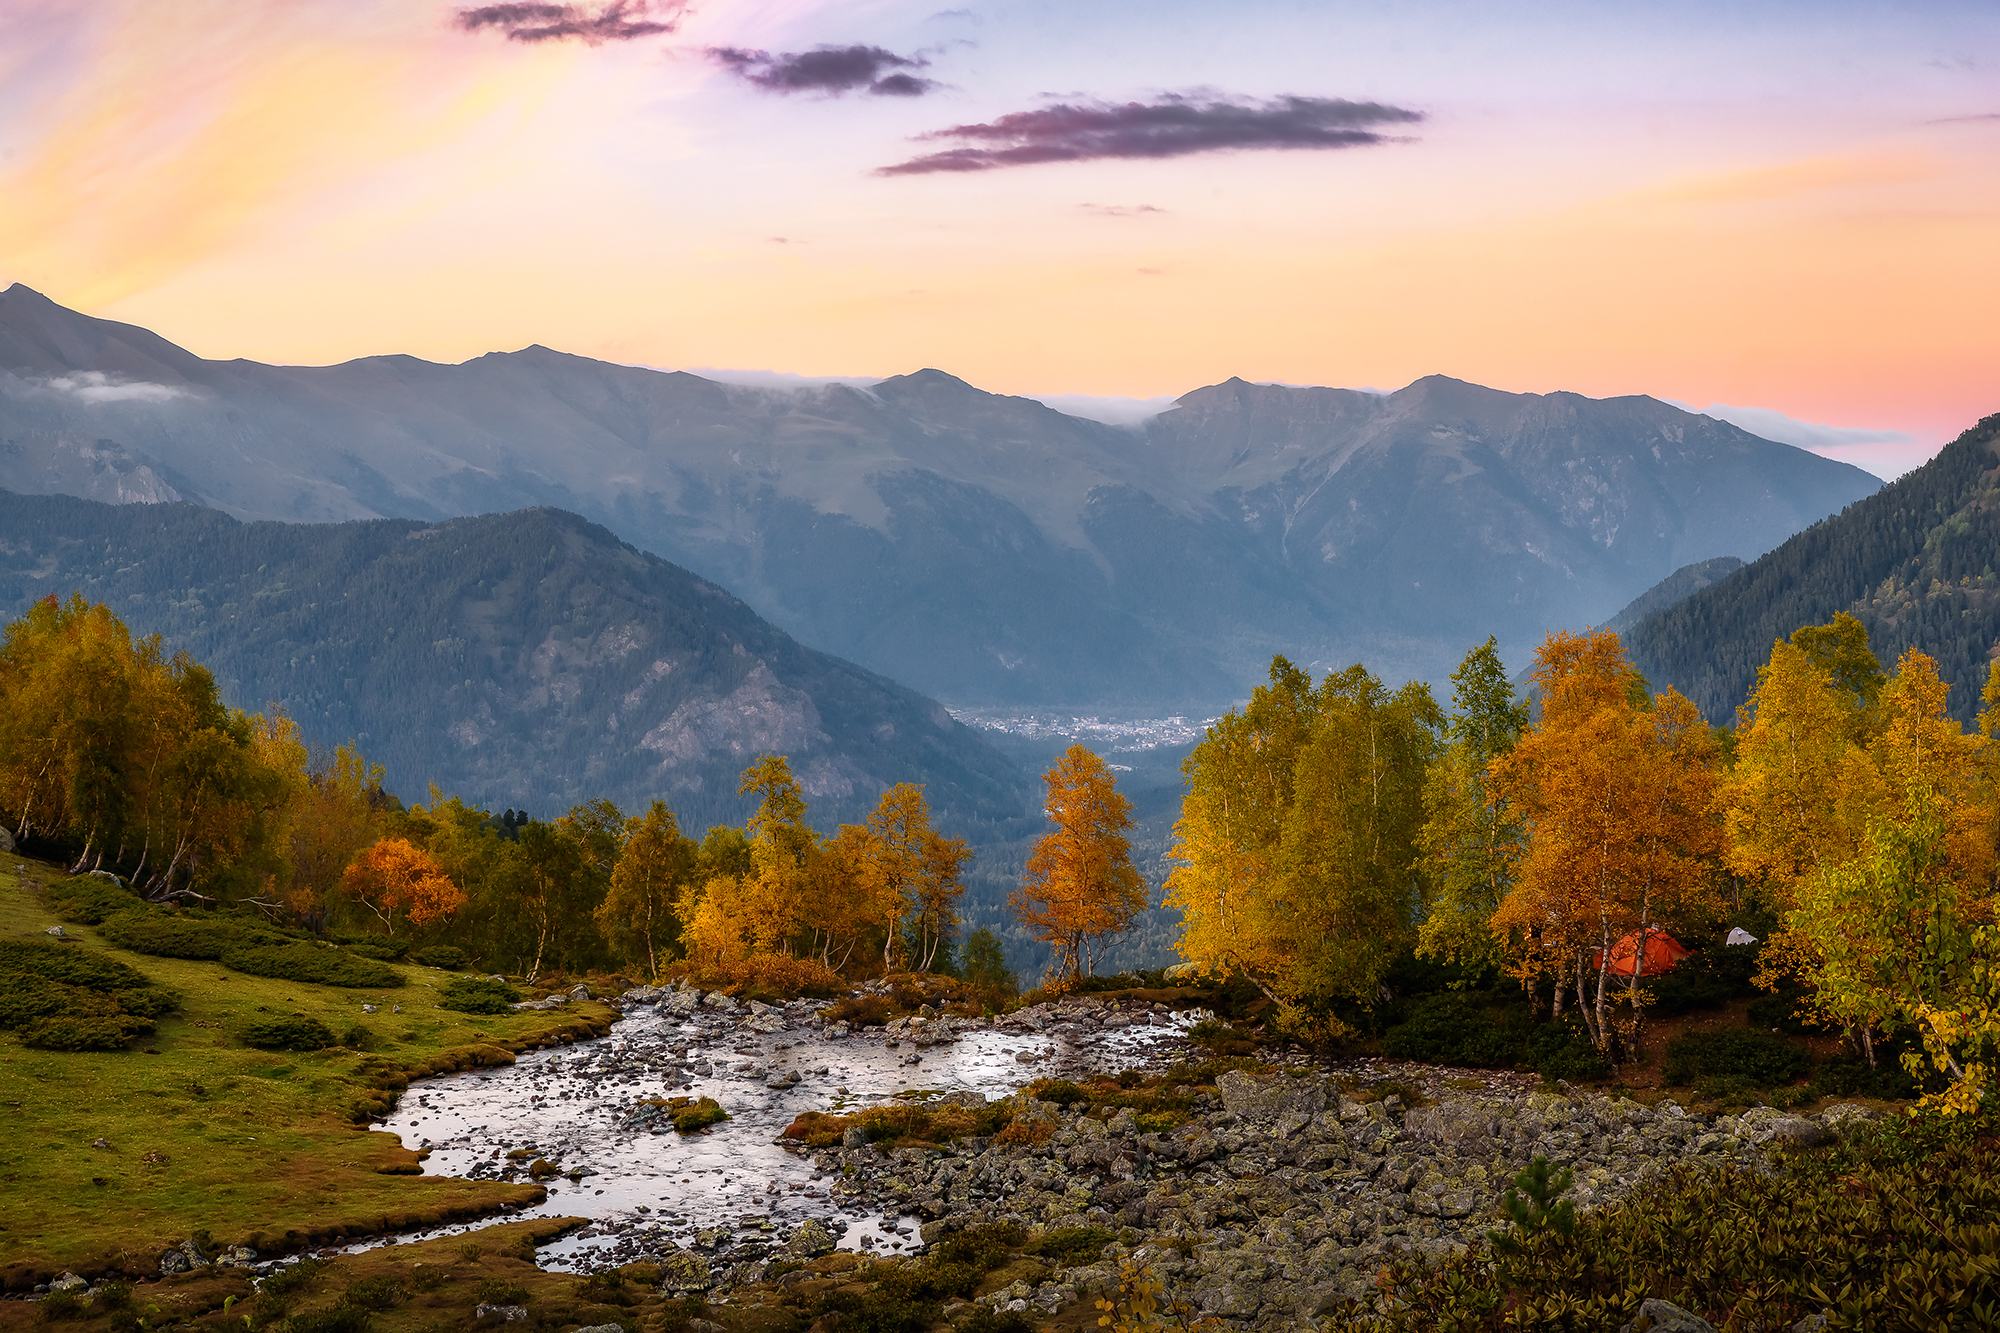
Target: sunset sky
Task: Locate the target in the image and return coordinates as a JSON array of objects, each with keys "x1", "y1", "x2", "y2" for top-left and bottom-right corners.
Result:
[{"x1": 4, "y1": 0, "x2": 1996, "y2": 476}]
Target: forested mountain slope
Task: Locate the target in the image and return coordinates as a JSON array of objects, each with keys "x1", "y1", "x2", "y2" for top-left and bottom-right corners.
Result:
[
  {"x1": 0, "y1": 284, "x2": 1878, "y2": 705},
  {"x1": 1629, "y1": 413, "x2": 2000, "y2": 723},
  {"x1": 0, "y1": 491, "x2": 1029, "y2": 833}
]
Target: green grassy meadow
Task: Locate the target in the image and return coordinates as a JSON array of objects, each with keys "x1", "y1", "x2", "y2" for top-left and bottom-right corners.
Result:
[{"x1": 0, "y1": 857, "x2": 614, "y2": 1288}]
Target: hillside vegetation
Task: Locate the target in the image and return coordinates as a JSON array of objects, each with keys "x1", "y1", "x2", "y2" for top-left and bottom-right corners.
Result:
[
  {"x1": 0, "y1": 493, "x2": 1028, "y2": 835},
  {"x1": 1631, "y1": 413, "x2": 2000, "y2": 724}
]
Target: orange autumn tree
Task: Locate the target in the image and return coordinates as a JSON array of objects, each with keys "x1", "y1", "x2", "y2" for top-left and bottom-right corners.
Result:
[
  {"x1": 1489, "y1": 629, "x2": 1723, "y2": 1055},
  {"x1": 340, "y1": 836, "x2": 465, "y2": 935},
  {"x1": 1012, "y1": 744, "x2": 1148, "y2": 985}
]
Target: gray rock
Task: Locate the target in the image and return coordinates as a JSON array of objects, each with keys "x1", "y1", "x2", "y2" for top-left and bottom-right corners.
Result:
[
  {"x1": 474, "y1": 1304, "x2": 529, "y2": 1323},
  {"x1": 48, "y1": 1273, "x2": 86, "y2": 1294},
  {"x1": 1405, "y1": 1102, "x2": 1499, "y2": 1150},
  {"x1": 1619, "y1": 1298, "x2": 1718, "y2": 1333},
  {"x1": 43, "y1": 925, "x2": 63, "y2": 937},
  {"x1": 842, "y1": 1127, "x2": 869, "y2": 1148},
  {"x1": 573, "y1": 1325, "x2": 623, "y2": 1333},
  {"x1": 1215, "y1": 1070, "x2": 1325, "y2": 1125},
  {"x1": 157, "y1": 1248, "x2": 189, "y2": 1275},
  {"x1": 569, "y1": 984, "x2": 592, "y2": 1001},
  {"x1": 781, "y1": 1217, "x2": 837, "y2": 1259},
  {"x1": 1791, "y1": 1314, "x2": 1829, "y2": 1333},
  {"x1": 1768, "y1": 1117, "x2": 1833, "y2": 1149},
  {"x1": 0, "y1": 825, "x2": 14, "y2": 853},
  {"x1": 658, "y1": 1248, "x2": 714, "y2": 1291}
]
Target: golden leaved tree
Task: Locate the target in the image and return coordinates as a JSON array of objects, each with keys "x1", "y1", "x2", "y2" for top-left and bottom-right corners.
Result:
[
  {"x1": 1167, "y1": 658, "x2": 1440, "y2": 1032},
  {"x1": 1489, "y1": 629, "x2": 1723, "y2": 1055},
  {"x1": 1779, "y1": 651, "x2": 2000, "y2": 1110},
  {"x1": 1013, "y1": 744, "x2": 1147, "y2": 986},
  {"x1": 597, "y1": 800, "x2": 696, "y2": 982}
]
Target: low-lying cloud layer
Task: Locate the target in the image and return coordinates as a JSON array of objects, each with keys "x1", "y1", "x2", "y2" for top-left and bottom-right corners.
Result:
[
  {"x1": 454, "y1": 1, "x2": 683, "y2": 44},
  {"x1": 37, "y1": 372, "x2": 192, "y2": 405},
  {"x1": 880, "y1": 93, "x2": 1424, "y2": 175},
  {"x1": 710, "y1": 45, "x2": 937, "y2": 97}
]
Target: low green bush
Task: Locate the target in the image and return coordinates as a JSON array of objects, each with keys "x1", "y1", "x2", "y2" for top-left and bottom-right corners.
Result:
[
  {"x1": 438, "y1": 975, "x2": 520, "y2": 1014},
  {"x1": 342, "y1": 940, "x2": 407, "y2": 962},
  {"x1": 99, "y1": 910, "x2": 246, "y2": 959},
  {"x1": 474, "y1": 1280, "x2": 528, "y2": 1307},
  {"x1": 286, "y1": 1307, "x2": 372, "y2": 1333},
  {"x1": 241, "y1": 1016, "x2": 338, "y2": 1051},
  {"x1": 219, "y1": 943, "x2": 401, "y2": 989},
  {"x1": 339, "y1": 1278, "x2": 404, "y2": 1311},
  {"x1": 1663, "y1": 1028, "x2": 1809, "y2": 1089},
  {"x1": 0, "y1": 940, "x2": 175, "y2": 1051},
  {"x1": 45, "y1": 875, "x2": 141, "y2": 925},
  {"x1": 1383, "y1": 993, "x2": 1610, "y2": 1082},
  {"x1": 1025, "y1": 1227, "x2": 1116, "y2": 1265},
  {"x1": 1647, "y1": 944, "x2": 1763, "y2": 1014},
  {"x1": 410, "y1": 945, "x2": 468, "y2": 970}
]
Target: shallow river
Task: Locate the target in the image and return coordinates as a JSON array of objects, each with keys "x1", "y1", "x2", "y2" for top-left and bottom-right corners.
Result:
[{"x1": 364, "y1": 999, "x2": 1199, "y2": 1271}]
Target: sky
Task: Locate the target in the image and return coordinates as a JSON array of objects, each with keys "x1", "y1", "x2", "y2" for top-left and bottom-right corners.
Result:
[{"x1": 3, "y1": 0, "x2": 1997, "y2": 478}]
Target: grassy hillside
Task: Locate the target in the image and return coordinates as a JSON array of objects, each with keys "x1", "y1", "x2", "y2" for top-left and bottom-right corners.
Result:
[
  {"x1": 0, "y1": 858, "x2": 611, "y2": 1287},
  {"x1": 1630, "y1": 413, "x2": 2000, "y2": 722}
]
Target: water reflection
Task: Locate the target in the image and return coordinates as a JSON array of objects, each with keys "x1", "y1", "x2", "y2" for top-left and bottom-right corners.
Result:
[{"x1": 368, "y1": 1002, "x2": 1198, "y2": 1270}]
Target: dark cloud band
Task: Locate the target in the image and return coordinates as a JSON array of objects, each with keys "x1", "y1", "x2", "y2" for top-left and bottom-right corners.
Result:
[
  {"x1": 455, "y1": 1, "x2": 683, "y2": 44},
  {"x1": 879, "y1": 93, "x2": 1423, "y2": 175},
  {"x1": 709, "y1": 44, "x2": 938, "y2": 97}
]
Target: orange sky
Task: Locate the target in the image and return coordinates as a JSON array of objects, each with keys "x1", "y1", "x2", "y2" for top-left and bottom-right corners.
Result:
[{"x1": 4, "y1": 0, "x2": 1997, "y2": 473}]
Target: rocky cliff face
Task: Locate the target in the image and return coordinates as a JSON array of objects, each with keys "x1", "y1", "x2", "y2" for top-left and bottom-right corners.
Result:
[{"x1": 0, "y1": 284, "x2": 1879, "y2": 705}]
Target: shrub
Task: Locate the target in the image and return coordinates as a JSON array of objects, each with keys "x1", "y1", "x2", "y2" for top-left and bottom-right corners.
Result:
[
  {"x1": 1748, "y1": 986, "x2": 1837, "y2": 1035},
  {"x1": 339, "y1": 1278, "x2": 404, "y2": 1311},
  {"x1": 339, "y1": 1023, "x2": 380, "y2": 1050},
  {"x1": 23, "y1": 1014, "x2": 151, "y2": 1050},
  {"x1": 438, "y1": 976, "x2": 520, "y2": 1014},
  {"x1": 220, "y1": 943, "x2": 401, "y2": 989},
  {"x1": 342, "y1": 940, "x2": 407, "y2": 962},
  {"x1": 1646, "y1": 944, "x2": 1764, "y2": 1014},
  {"x1": 1031, "y1": 1079, "x2": 1092, "y2": 1106},
  {"x1": 474, "y1": 1280, "x2": 528, "y2": 1306},
  {"x1": 672, "y1": 1097, "x2": 729, "y2": 1133},
  {"x1": 99, "y1": 911, "x2": 245, "y2": 959},
  {"x1": 242, "y1": 1016, "x2": 338, "y2": 1051},
  {"x1": 45, "y1": 876, "x2": 140, "y2": 925},
  {"x1": 1382, "y1": 993, "x2": 1609, "y2": 1082},
  {"x1": 37, "y1": 1291, "x2": 81, "y2": 1322},
  {"x1": 286, "y1": 1307, "x2": 372, "y2": 1333},
  {"x1": 411, "y1": 945, "x2": 467, "y2": 970},
  {"x1": 0, "y1": 940, "x2": 174, "y2": 1050},
  {"x1": 1663, "y1": 1028, "x2": 1810, "y2": 1089},
  {"x1": 1026, "y1": 1227, "x2": 1116, "y2": 1265},
  {"x1": 708, "y1": 953, "x2": 843, "y2": 999}
]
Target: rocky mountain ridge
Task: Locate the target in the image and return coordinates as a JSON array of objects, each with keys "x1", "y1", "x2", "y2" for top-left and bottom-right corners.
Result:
[{"x1": 0, "y1": 284, "x2": 1879, "y2": 706}]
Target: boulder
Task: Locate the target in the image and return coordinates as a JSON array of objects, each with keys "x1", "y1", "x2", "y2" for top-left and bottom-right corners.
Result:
[
  {"x1": 569, "y1": 984, "x2": 592, "y2": 1001},
  {"x1": 474, "y1": 1304, "x2": 529, "y2": 1323},
  {"x1": 43, "y1": 926, "x2": 63, "y2": 938},
  {"x1": 48, "y1": 1273, "x2": 86, "y2": 1294},
  {"x1": 1215, "y1": 1071, "x2": 1325, "y2": 1125},
  {"x1": 780, "y1": 1218, "x2": 837, "y2": 1260},
  {"x1": 0, "y1": 825, "x2": 14, "y2": 853},
  {"x1": 574, "y1": 1325, "x2": 624, "y2": 1333},
  {"x1": 1404, "y1": 1103, "x2": 1499, "y2": 1151},
  {"x1": 1619, "y1": 1299, "x2": 1718, "y2": 1332},
  {"x1": 658, "y1": 1248, "x2": 714, "y2": 1291}
]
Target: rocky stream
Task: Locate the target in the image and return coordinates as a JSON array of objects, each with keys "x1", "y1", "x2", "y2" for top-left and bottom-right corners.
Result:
[{"x1": 360, "y1": 981, "x2": 1881, "y2": 1329}]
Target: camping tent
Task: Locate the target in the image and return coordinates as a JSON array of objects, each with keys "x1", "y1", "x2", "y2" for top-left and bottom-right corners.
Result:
[{"x1": 1591, "y1": 927, "x2": 1692, "y2": 978}]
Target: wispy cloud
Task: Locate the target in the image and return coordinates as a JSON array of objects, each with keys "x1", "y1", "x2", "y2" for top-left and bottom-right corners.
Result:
[
  {"x1": 879, "y1": 93, "x2": 1423, "y2": 175},
  {"x1": 1080, "y1": 203, "x2": 1166, "y2": 217},
  {"x1": 710, "y1": 45, "x2": 938, "y2": 97},
  {"x1": 38, "y1": 372, "x2": 193, "y2": 404},
  {"x1": 454, "y1": 2, "x2": 685, "y2": 45}
]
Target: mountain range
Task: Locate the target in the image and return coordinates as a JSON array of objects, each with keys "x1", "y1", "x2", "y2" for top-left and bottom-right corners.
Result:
[
  {"x1": 1630, "y1": 413, "x2": 2000, "y2": 725},
  {"x1": 0, "y1": 491, "x2": 1028, "y2": 835},
  {"x1": 0, "y1": 283, "x2": 1881, "y2": 709}
]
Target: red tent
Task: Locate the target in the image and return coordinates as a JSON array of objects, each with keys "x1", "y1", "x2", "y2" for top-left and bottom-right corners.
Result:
[{"x1": 1592, "y1": 927, "x2": 1691, "y2": 978}]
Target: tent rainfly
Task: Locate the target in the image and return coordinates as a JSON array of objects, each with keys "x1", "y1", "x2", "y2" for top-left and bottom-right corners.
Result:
[{"x1": 1592, "y1": 927, "x2": 1692, "y2": 978}]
